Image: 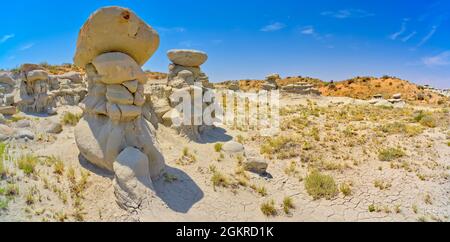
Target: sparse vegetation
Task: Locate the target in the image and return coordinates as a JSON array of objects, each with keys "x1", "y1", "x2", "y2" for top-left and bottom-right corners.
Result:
[
  {"x1": 282, "y1": 197, "x2": 295, "y2": 214},
  {"x1": 17, "y1": 154, "x2": 39, "y2": 175},
  {"x1": 378, "y1": 147, "x2": 405, "y2": 161},
  {"x1": 261, "y1": 200, "x2": 277, "y2": 216},
  {"x1": 61, "y1": 112, "x2": 81, "y2": 126},
  {"x1": 211, "y1": 171, "x2": 229, "y2": 190},
  {"x1": 214, "y1": 143, "x2": 223, "y2": 153},
  {"x1": 340, "y1": 183, "x2": 352, "y2": 196},
  {"x1": 374, "y1": 180, "x2": 392, "y2": 190},
  {"x1": 304, "y1": 170, "x2": 338, "y2": 200}
]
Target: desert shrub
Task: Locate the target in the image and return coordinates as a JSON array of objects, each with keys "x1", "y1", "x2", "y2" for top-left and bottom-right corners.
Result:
[
  {"x1": 261, "y1": 136, "x2": 299, "y2": 159},
  {"x1": 282, "y1": 197, "x2": 295, "y2": 214},
  {"x1": 340, "y1": 183, "x2": 352, "y2": 196},
  {"x1": 211, "y1": 171, "x2": 229, "y2": 190},
  {"x1": 214, "y1": 143, "x2": 223, "y2": 153},
  {"x1": 62, "y1": 112, "x2": 81, "y2": 126},
  {"x1": 305, "y1": 170, "x2": 338, "y2": 200},
  {"x1": 261, "y1": 200, "x2": 277, "y2": 216},
  {"x1": 53, "y1": 159, "x2": 65, "y2": 175},
  {"x1": 378, "y1": 147, "x2": 405, "y2": 161},
  {"x1": 380, "y1": 122, "x2": 424, "y2": 137},
  {"x1": 17, "y1": 154, "x2": 39, "y2": 175},
  {"x1": 413, "y1": 111, "x2": 437, "y2": 128}
]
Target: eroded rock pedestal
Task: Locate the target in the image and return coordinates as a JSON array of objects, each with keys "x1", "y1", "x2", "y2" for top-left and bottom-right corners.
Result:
[
  {"x1": 73, "y1": 6, "x2": 164, "y2": 210},
  {"x1": 162, "y1": 49, "x2": 215, "y2": 141}
]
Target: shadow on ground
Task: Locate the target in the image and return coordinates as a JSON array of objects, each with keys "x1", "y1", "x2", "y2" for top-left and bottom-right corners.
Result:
[
  {"x1": 197, "y1": 127, "x2": 233, "y2": 144},
  {"x1": 79, "y1": 154, "x2": 203, "y2": 214},
  {"x1": 153, "y1": 166, "x2": 204, "y2": 213}
]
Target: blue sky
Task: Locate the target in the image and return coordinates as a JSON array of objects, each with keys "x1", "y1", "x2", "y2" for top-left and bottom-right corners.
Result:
[{"x1": 1, "y1": 0, "x2": 449, "y2": 88}]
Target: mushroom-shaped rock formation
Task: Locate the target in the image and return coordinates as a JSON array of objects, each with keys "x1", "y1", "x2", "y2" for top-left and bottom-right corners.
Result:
[
  {"x1": 73, "y1": 6, "x2": 164, "y2": 209},
  {"x1": 164, "y1": 49, "x2": 215, "y2": 140}
]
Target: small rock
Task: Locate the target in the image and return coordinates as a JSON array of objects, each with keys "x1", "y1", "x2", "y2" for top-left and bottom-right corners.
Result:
[
  {"x1": 15, "y1": 129, "x2": 35, "y2": 140},
  {"x1": 0, "y1": 106, "x2": 17, "y2": 115},
  {"x1": 243, "y1": 159, "x2": 269, "y2": 174},
  {"x1": 392, "y1": 93, "x2": 402, "y2": 99},
  {"x1": 58, "y1": 71, "x2": 83, "y2": 83},
  {"x1": 222, "y1": 141, "x2": 245, "y2": 153},
  {"x1": 0, "y1": 124, "x2": 14, "y2": 141},
  {"x1": 0, "y1": 72, "x2": 15, "y2": 86},
  {"x1": 15, "y1": 120, "x2": 31, "y2": 128},
  {"x1": 39, "y1": 120, "x2": 63, "y2": 134}
]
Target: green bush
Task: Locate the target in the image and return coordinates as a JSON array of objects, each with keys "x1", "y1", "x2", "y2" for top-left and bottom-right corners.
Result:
[{"x1": 305, "y1": 170, "x2": 338, "y2": 200}]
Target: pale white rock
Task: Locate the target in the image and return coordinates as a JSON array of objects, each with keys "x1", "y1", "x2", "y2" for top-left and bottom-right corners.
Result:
[
  {"x1": 113, "y1": 147, "x2": 155, "y2": 210},
  {"x1": 58, "y1": 71, "x2": 84, "y2": 83},
  {"x1": 0, "y1": 124, "x2": 14, "y2": 141},
  {"x1": 167, "y1": 49, "x2": 208, "y2": 67},
  {"x1": 38, "y1": 120, "x2": 63, "y2": 134},
  {"x1": 74, "y1": 6, "x2": 160, "y2": 68},
  {"x1": 93, "y1": 52, "x2": 147, "y2": 84},
  {"x1": 106, "y1": 84, "x2": 134, "y2": 105},
  {"x1": 26, "y1": 70, "x2": 49, "y2": 83},
  {"x1": 15, "y1": 129, "x2": 34, "y2": 140},
  {"x1": 15, "y1": 120, "x2": 31, "y2": 128},
  {"x1": 222, "y1": 141, "x2": 245, "y2": 153},
  {"x1": 392, "y1": 93, "x2": 402, "y2": 100}
]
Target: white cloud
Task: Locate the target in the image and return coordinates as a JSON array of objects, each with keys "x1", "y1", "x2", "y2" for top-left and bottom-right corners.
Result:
[
  {"x1": 417, "y1": 26, "x2": 438, "y2": 47},
  {"x1": 300, "y1": 26, "x2": 315, "y2": 35},
  {"x1": 390, "y1": 19, "x2": 409, "y2": 40},
  {"x1": 321, "y1": 9, "x2": 374, "y2": 19},
  {"x1": 0, "y1": 34, "x2": 15, "y2": 43},
  {"x1": 401, "y1": 31, "x2": 417, "y2": 42},
  {"x1": 156, "y1": 27, "x2": 186, "y2": 33},
  {"x1": 19, "y1": 43, "x2": 34, "y2": 51},
  {"x1": 260, "y1": 22, "x2": 286, "y2": 32},
  {"x1": 422, "y1": 51, "x2": 450, "y2": 67}
]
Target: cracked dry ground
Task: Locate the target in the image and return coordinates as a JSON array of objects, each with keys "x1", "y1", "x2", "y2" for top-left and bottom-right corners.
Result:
[{"x1": 0, "y1": 96, "x2": 449, "y2": 222}]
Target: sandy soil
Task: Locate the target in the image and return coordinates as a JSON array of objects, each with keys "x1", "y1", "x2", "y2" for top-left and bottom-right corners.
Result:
[{"x1": 0, "y1": 94, "x2": 448, "y2": 222}]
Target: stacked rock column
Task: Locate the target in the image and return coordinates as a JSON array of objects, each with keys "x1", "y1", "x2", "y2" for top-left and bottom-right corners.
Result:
[
  {"x1": 164, "y1": 49, "x2": 214, "y2": 141},
  {"x1": 73, "y1": 6, "x2": 164, "y2": 210}
]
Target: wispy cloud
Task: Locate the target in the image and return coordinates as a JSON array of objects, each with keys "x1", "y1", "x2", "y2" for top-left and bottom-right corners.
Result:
[
  {"x1": 321, "y1": 9, "x2": 375, "y2": 19},
  {"x1": 19, "y1": 43, "x2": 34, "y2": 51},
  {"x1": 179, "y1": 40, "x2": 193, "y2": 48},
  {"x1": 0, "y1": 34, "x2": 15, "y2": 43},
  {"x1": 422, "y1": 51, "x2": 450, "y2": 67},
  {"x1": 156, "y1": 26, "x2": 186, "y2": 33},
  {"x1": 401, "y1": 31, "x2": 417, "y2": 42},
  {"x1": 300, "y1": 26, "x2": 315, "y2": 35},
  {"x1": 390, "y1": 19, "x2": 409, "y2": 40},
  {"x1": 417, "y1": 25, "x2": 438, "y2": 47},
  {"x1": 260, "y1": 22, "x2": 286, "y2": 32}
]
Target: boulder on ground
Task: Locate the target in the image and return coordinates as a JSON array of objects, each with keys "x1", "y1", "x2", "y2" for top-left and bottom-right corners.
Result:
[
  {"x1": 222, "y1": 141, "x2": 245, "y2": 153},
  {"x1": 167, "y1": 49, "x2": 208, "y2": 67},
  {"x1": 38, "y1": 120, "x2": 63, "y2": 134},
  {"x1": 15, "y1": 129, "x2": 34, "y2": 140},
  {"x1": 0, "y1": 106, "x2": 17, "y2": 115},
  {"x1": 74, "y1": 6, "x2": 160, "y2": 68}
]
